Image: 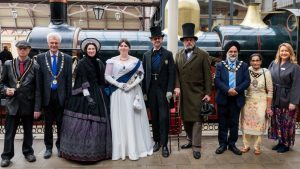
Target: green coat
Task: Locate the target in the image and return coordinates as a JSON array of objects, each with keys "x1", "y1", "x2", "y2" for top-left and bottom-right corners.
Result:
[{"x1": 175, "y1": 47, "x2": 212, "y2": 122}]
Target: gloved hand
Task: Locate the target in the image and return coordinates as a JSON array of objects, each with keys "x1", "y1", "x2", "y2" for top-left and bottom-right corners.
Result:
[
  {"x1": 116, "y1": 82, "x2": 126, "y2": 90},
  {"x1": 86, "y1": 96, "x2": 96, "y2": 109},
  {"x1": 166, "y1": 92, "x2": 172, "y2": 103}
]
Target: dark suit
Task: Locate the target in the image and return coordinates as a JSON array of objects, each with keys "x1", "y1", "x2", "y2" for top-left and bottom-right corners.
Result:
[
  {"x1": 0, "y1": 57, "x2": 41, "y2": 160},
  {"x1": 142, "y1": 47, "x2": 175, "y2": 146},
  {"x1": 214, "y1": 60, "x2": 250, "y2": 147},
  {"x1": 36, "y1": 51, "x2": 72, "y2": 150}
]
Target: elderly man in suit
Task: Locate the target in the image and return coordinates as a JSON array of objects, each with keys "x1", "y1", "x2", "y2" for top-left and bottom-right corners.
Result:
[
  {"x1": 214, "y1": 41, "x2": 250, "y2": 155},
  {"x1": 0, "y1": 40, "x2": 41, "y2": 167},
  {"x1": 174, "y1": 23, "x2": 212, "y2": 159},
  {"x1": 36, "y1": 32, "x2": 72, "y2": 159},
  {"x1": 142, "y1": 26, "x2": 175, "y2": 158}
]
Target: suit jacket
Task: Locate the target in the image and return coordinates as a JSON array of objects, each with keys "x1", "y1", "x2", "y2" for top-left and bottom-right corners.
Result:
[
  {"x1": 0, "y1": 57, "x2": 41, "y2": 116},
  {"x1": 142, "y1": 47, "x2": 175, "y2": 94},
  {"x1": 36, "y1": 51, "x2": 72, "y2": 107},
  {"x1": 214, "y1": 60, "x2": 250, "y2": 108},
  {"x1": 175, "y1": 47, "x2": 212, "y2": 122}
]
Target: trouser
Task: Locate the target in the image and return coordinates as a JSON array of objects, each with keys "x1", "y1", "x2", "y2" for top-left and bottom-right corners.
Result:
[
  {"x1": 1, "y1": 113, "x2": 34, "y2": 160},
  {"x1": 217, "y1": 97, "x2": 241, "y2": 147},
  {"x1": 44, "y1": 90, "x2": 64, "y2": 150},
  {"x1": 148, "y1": 83, "x2": 169, "y2": 146},
  {"x1": 242, "y1": 134, "x2": 262, "y2": 150},
  {"x1": 183, "y1": 121, "x2": 203, "y2": 151}
]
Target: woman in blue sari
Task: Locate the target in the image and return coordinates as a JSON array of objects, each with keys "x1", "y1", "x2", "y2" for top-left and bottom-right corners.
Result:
[{"x1": 105, "y1": 39, "x2": 153, "y2": 160}]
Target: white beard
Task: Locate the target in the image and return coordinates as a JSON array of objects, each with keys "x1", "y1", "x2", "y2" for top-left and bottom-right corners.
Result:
[{"x1": 226, "y1": 53, "x2": 238, "y2": 62}]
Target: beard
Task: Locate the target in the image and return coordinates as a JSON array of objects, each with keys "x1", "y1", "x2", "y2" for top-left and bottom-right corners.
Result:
[{"x1": 226, "y1": 53, "x2": 238, "y2": 62}]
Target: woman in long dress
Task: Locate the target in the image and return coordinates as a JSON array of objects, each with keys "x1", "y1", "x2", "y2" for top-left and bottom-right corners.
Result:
[
  {"x1": 268, "y1": 43, "x2": 300, "y2": 153},
  {"x1": 60, "y1": 38, "x2": 112, "y2": 161},
  {"x1": 105, "y1": 39, "x2": 153, "y2": 160},
  {"x1": 239, "y1": 53, "x2": 273, "y2": 155}
]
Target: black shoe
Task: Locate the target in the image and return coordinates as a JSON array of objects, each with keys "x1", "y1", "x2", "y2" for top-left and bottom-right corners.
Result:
[
  {"x1": 228, "y1": 145, "x2": 242, "y2": 155},
  {"x1": 25, "y1": 154, "x2": 36, "y2": 162},
  {"x1": 215, "y1": 145, "x2": 227, "y2": 154},
  {"x1": 43, "y1": 149, "x2": 52, "y2": 159},
  {"x1": 272, "y1": 143, "x2": 282, "y2": 151},
  {"x1": 181, "y1": 142, "x2": 192, "y2": 149},
  {"x1": 193, "y1": 151, "x2": 201, "y2": 159},
  {"x1": 0, "y1": 159, "x2": 10, "y2": 167},
  {"x1": 57, "y1": 149, "x2": 62, "y2": 158},
  {"x1": 277, "y1": 145, "x2": 289, "y2": 153},
  {"x1": 153, "y1": 142, "x2": 161, "y2": 152},
  {"x1": 162, "y1": 146, "x2": 170, "y2": 158}
]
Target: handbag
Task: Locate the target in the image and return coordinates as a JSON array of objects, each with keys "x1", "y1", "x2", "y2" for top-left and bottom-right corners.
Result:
[
  {"x1": 133, "y1": 94, "x2": 143, "y2": 111},
  {"x1": 200, "y1": 100, "x2": 215, "y2": 116}
]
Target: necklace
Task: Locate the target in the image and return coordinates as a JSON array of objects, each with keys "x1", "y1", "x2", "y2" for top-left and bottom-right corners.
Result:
[
  {"x1": 249, "y1": 69, "x2": 262, "y2": 88},
  {"x1": 222, "y1": 61, "x2": 243, "y2": 72},
  {"x1": 119, "y1": 56, "x2": 129, "y2": 61},
  {"x1": 12, "y1": 58, "x2": 34, "y2": 89}
]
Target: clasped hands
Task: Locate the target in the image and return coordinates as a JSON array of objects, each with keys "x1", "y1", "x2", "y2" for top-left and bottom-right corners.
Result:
[{"x1": 228, "y1": 88, "x2": 238, "y2": 96}]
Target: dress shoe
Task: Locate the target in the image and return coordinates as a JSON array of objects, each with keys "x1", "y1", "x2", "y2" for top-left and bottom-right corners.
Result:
[
  {"x1": 228, "y1": 145, "x2": 242, "y2": 155},
  {"x1": 181, "y1": 142, "x2": 192, "y2": 149},
  {"x1": 215, "y1": 145, "x2": 227, "y2": 154},
  {"x1": 0, "y1": 159, "x2": 10, "y2": 167},
  {"x1": 153, "y1": 142, "x2": 161, "y2": 152},
  {"x1": 277, "y1": 145, "x2": 289, "y2": 153},
  {"x1": 25, "y1": 154, "x2": 36, "y2": 162},
  {"x1": 162, "y1": 146, "x2": 170, "y2": 158},
  {"x1": 43, "y1": 149, "x2": 52, "y2": 159},
  {"x1": 193, "y1": 151, "x2": 201, "y2": 159},
  {"x1": 272, "y1": 143, "x2": 282, "y2": 150}
]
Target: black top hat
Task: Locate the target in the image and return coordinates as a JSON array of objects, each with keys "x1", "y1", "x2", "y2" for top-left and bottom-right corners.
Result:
[
  {"x1": 16, "y1": 40, "x2": 31, "y2": 48},
  {"x1": 224, "y1": 40, "x2": 240, "y2": 53},
  {"x1": 149, "y1": 26, "x2": 164, "y2": 38},
  {"x1": 180, "y1": 23, "x2": 198, "y2": 41}
]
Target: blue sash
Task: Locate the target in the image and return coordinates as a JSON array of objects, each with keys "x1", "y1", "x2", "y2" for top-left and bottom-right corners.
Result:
[{"x1": 104, "y1": 61, "x2": 141, "y2": 96}]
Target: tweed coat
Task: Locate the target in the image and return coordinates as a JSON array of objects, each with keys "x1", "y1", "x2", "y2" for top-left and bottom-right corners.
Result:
[{"x1": 175, "y1": 47, "x2": 212, "y2": 122}]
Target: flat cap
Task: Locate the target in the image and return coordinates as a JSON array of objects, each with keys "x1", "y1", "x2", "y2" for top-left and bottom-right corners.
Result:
[{"x1": 15, "y1": 40, "x2": 31, "y2": 48}]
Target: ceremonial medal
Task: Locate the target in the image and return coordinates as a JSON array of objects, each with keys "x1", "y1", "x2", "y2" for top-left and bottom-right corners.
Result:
[
  {"x1": 165, "y1": 60, "x2": 168, "y2": 65},
  {"x1": 252, "y1": 79, "x2": 258, "y2": 88},
  {"x1": 53, "y1": 79, "x2": 57, "y2": 84},
  {"x1": 16, "y1": 82, "x2": 20, "y2": 89}
]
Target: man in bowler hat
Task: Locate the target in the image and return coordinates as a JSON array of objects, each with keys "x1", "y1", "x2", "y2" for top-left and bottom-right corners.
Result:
[
  {"x1": 174, "y1": 23, "x2": 212, "y2": 159},
  {"x1": 214, "y1": 40, "x2": 250, "y2": 155},
  {"x1": 142, "y1": 26, "x2": 175, "y2": 157},
  {"x1": 0, "y1": 40, "x2": 41, "y2": 167}
]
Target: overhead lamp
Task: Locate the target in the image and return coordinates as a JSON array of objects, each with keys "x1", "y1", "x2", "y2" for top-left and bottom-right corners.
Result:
[
  {"x1": 93, "y1": 6, "x2": 104, "y2": 20},
  {"x1": 115, "y1": 11, "x2": 121, "y2": 21},
  {"x1": 11, "y1": 9, "x2": 17, "y2": 19}
]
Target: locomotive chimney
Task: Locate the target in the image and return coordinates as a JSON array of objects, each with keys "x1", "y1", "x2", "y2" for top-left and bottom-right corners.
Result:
[
  {"x1": 49, "y1": 0, "x2": 68, "y2": 25},
  {"x1": 240, "y1": 2, "x2": 267, "y2": 29}
]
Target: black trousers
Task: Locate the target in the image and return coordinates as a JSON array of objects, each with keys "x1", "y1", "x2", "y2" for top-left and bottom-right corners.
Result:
[
  {"x1": 217, "y1": 97, "x2": 241, "y2": 147},
  {"x1": 1, "y1": 113, "x2": 34, "y2": 160},
  {"x1": 44, "y1": 90, "x2": 64, "y2": 150},
  {"x1": 148, "y1": 81, "x2": 169, "y2": 146}
]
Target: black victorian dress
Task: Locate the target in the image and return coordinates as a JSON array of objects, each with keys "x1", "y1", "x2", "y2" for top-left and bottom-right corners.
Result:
[{"x1": 60, "y1": 56, "x2": 112, "y2": 161}]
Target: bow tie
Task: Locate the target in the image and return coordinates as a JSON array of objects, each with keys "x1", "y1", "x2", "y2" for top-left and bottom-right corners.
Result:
[{"x1": 185, "y1": 48, "x2": 193, "y2": 53}]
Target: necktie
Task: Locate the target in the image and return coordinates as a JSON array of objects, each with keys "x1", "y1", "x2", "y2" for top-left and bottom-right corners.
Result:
[
  {"x1": 51, "y1": 54, "x2": 57, "y2": 90},
  {"x1": 229, "y1": 63, "x2": 236, "y2": 88},
  {"x1": 19, "y1": 61, "x2": 25, "y2": 76}
]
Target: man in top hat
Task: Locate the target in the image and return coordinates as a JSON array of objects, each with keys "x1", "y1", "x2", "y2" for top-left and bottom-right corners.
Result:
[
  {"x1": 214, "y1": 40, "x2": 250, "y2": 155},
  {"x1": 174, "y1": 23, "x2": 212, "y2": 159},
  {"x1": 0, "y1": 40, "x2": 41, "y2": 167},
  {"x1": 36, "y1": 32, "x2": 72, "y2": 159},
  {"x1": 142, "y1": 26, "x2": 175, "y2": 158}
]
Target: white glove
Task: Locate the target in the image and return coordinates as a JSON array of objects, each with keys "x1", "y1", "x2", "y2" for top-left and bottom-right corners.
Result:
[
  {"x1": 166, "y1": 92, "x2": 172, "y2": 102},
  {"x1": 124, "y1": 74, "x2": 144, "y2": 92},
  {"x1": 105, "y1": 75, "x2": 125, "y2": 90}
]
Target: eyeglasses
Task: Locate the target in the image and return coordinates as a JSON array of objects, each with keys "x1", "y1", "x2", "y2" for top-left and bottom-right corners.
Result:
[{"x1": 18, "y1": 47, "x2": 28, "y2": 50}]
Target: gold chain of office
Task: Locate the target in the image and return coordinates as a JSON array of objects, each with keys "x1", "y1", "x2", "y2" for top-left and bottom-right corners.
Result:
[
  {"x1": 222, "y1": 61, "x2": 243, "y2": 72},
  {"x1": 44, "y1": 52, "x2": 65, "y2": 84}
]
